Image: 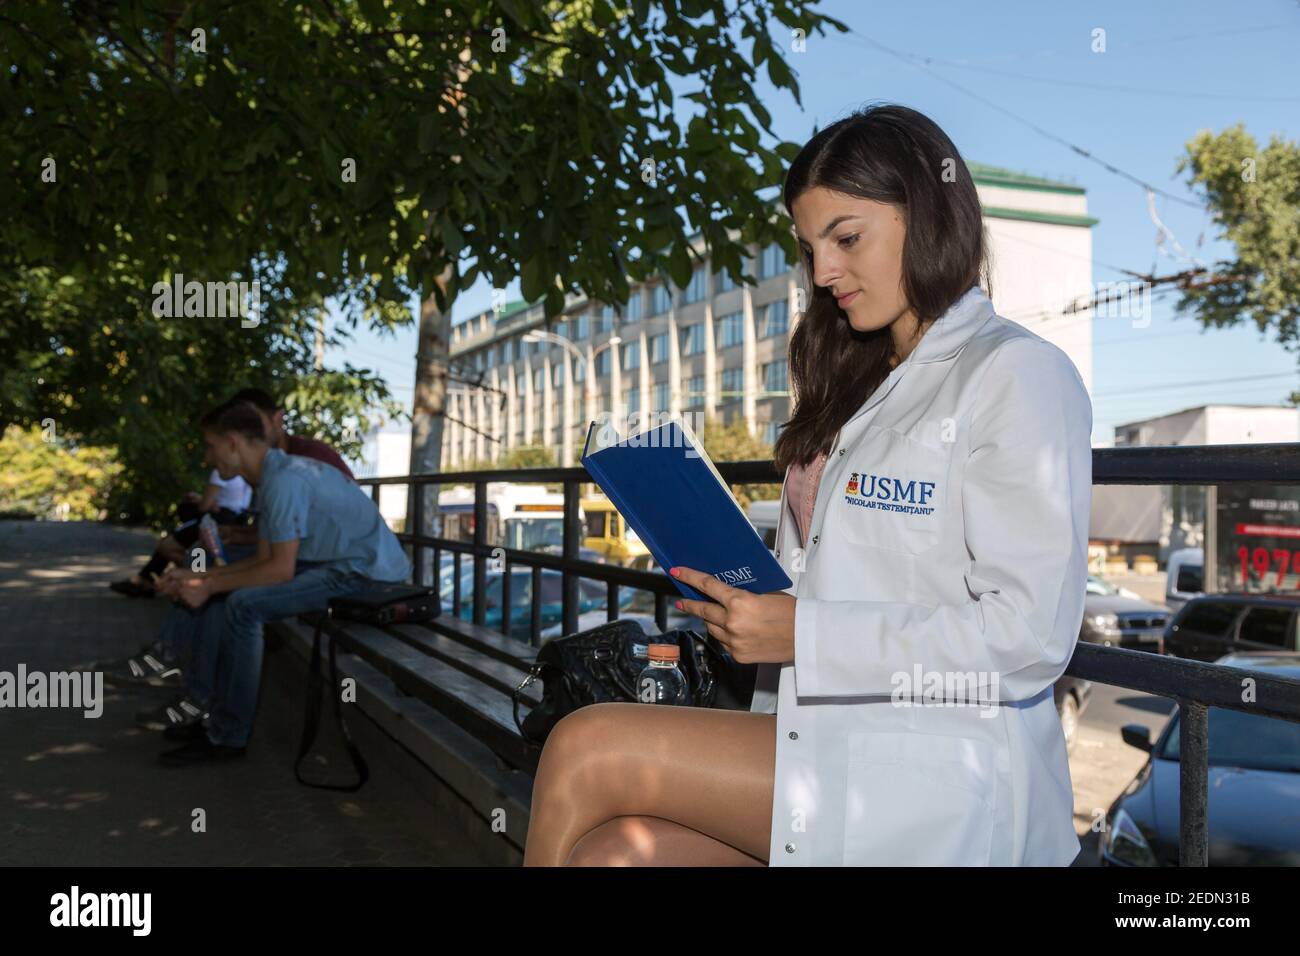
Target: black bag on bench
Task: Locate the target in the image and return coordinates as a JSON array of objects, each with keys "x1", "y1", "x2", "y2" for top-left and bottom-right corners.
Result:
[
  {"x1": 511, "y1": 618, "x2": 757, "y2": 747},
  {"x1": 295, "y1": 583, "x2": 440, "y2": 791}
]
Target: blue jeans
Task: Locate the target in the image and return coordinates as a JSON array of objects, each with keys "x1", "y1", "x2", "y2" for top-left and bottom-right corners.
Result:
[
  {"x1": 156, "y1": 542, "x2": 267, "y2": 667},
  {"x1": 196, "y1": 564, "x2": 367, "y2": 747}
]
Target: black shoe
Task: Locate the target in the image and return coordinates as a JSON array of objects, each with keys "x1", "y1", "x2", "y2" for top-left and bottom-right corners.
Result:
[
  {"x1": 162, "y1": 721, "x2": 207, "y2": 742},
  {"x1": 109, "y1": 651, "x2": 184, "y2": 689},
  {"x1": 159, "y1": 737, "x2": 246, "y2": 766},
  {"x1": 109, "y1": 578, "x2": 156, "y2": 599},
  {"x1": 136, "y1": 695, "x2": 205, "y2": 731}
]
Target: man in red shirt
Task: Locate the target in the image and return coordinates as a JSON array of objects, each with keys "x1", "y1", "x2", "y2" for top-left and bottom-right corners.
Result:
[{"x1": 229, "y1": 388, "x2": 355, "y2": 481}]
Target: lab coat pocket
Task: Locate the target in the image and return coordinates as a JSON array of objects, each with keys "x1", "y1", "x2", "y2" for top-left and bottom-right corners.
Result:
[
  {"x1": 841, "y1": 731, "x2": 996, "y2": 866},
  {"x1": 838, "y1": 426, "x2": 948, "y2": 555}
]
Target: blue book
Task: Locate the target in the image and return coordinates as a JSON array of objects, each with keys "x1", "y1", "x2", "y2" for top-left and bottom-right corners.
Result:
[{"x1": 580, "y1": 413, "x2": 793, "y2": 603}]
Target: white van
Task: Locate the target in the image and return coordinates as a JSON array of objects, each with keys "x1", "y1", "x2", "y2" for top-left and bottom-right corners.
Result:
[{"x1": 1165, "y1": 547, "x2": 1204, "y2": 611}]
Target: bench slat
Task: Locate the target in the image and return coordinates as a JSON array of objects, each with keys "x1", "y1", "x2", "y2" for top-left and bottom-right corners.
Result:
[
  {"x1": 382, "y1": 622, "x2": 542, "y2": 705},
  {"x1": 303, "y1": 616, "x2": 540, "y2": 774},
  {"x1": 420, "y1": 615, "x2": 539, "y2": 669}
]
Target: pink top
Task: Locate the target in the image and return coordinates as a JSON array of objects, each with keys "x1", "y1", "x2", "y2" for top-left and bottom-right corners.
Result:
[{"x1": 785, "y1": 450, "x2": 829, "y2": 548}]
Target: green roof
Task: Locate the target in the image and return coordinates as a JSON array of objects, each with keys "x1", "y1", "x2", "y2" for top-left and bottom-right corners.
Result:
[{"x1": 967, "y1": 161, "x2": 1085, "y2": 195}]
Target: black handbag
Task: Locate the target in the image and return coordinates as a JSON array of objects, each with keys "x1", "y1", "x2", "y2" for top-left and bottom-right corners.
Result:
[
  {"x1": 511, "y1": 618, "x2": 758, "y2": 746},
  {"x1": 295, "y1": 583, "x2": 439, "y2": 791}
]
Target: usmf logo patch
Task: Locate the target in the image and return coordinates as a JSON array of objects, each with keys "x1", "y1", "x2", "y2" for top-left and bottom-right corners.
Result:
[{"x1": 844, "y1": 471, "x2": 937, "y2": 516}]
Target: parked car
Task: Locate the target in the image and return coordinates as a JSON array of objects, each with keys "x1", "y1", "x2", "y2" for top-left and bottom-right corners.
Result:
[
  {"x1": 540, "y1": 564, "x2": 709, "y2": 638},
  {"x1": 1099, "y1": 652, "x2": 1300, "y2": 866},
  {"x1": 747, "y1": 499, "x2": 781, "y2": 551},
  {"x1": 1165, "y1": 547, "x2": 1204, "y2": 612},
  {"x1": 1163, "y1": 593, "x2": 1300, "y2": 662},
  {"x1": 1080, "y1": 575, "x2": 1170, "y2": 651},
  {"x1": 1054, "y1": 673, "x2": 1092, "y2": 754},
  {"x1": 440, "y1": 559, "x2": 634, "y2": 641}
]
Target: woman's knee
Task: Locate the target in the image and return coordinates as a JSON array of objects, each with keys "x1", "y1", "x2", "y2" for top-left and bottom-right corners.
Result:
[
  {"x1": 534, "y1": 703, "x2": 638, "y2": 793},
  {"x1": 563, "y1": 817, "x2": 647, "y2": 866}
]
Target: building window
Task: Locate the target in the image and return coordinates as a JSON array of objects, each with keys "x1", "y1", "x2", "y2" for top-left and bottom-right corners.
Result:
[
  {"x1": 717, "y1": 311, "x2": 743, "y2": 348},
  {"x1": 762, "y1": 300, "x2": 789, "y2": 338},
  {"x1": 680, "y1": 324, "x2": 704, "y2": 356},
  {"x1": 625, "y1": 292, "x2": 643, "y2": 322},
  {"x1": 760, "y1": 242, "x2": 787, "y2": 279},
  {"x1": 596, "y1": 306, "x2": 613, "y2": 334},
  {"x1": 764, "y1": 420, "x2": 781, "y2": 445},
  {"x1": 683, "y1": 268, "x2": 706, "y2": 304},
  {"x1": 622, "y1": 341, "x2": 640, "y2": 370},
  {"x1": 652, "y1": 381, "x2": 669, "y2": 410},
  {"x1": 533, "y1": 368, "x2": 544, "y2": 392},
  {"x1": 713, "y1": 266, "x2": 738, "y2": 293},
  {"x1": 486, "y1": 348, "x2": 496, "y2": 369},
  {"x1": 552, "y1": 362, "x2": 565, "y2": 387},
  {"x1": 650, "y1": 284, "x2": 672, "y2": 316},
  {"x1": 594, "y1": 350, "x2": 610, "y2": 376},
  {"x1": 626, "y1": 386, "x2": 640, "y2": 414},
  {"x1": 575, "y1": 314, "x2": 589, "y2": 340},
  {"x1": 763, "y1": 359, "x2": 788, "y2": 393},
  {"x1": 574, "y1": 358, "x2": 586, "y2": 383},
  {"x1": 719, "y1": 367, "x2": 743, "y2": 401},
  {"x1": 649, "y1": 332, "x2": 669, "y2": 364},
  {"x1": 685, "y1": 374, "x2": 705, "y2": 408},
  {"x1": 500, "y1": 340, "x2": 513, "y2": 363}
]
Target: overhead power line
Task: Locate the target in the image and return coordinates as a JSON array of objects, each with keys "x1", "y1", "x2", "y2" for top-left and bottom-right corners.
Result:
[{"x1": 842, "y1": 28, "x2": 1205, "y2": 209}]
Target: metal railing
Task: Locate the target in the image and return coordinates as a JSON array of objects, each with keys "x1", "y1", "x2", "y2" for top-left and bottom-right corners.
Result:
[{"x1": 360, "y1": 441, "x2": 1300, "y2": 866}]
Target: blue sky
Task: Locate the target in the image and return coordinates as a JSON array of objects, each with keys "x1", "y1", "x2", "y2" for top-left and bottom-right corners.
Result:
[{"x1": 333, "y1": 0, "x2": 1300, "y2": 447}]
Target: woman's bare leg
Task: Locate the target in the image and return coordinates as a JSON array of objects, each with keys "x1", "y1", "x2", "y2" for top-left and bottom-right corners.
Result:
[
  {"x1": 523, "y1": 701, "x2": 776, "y2": 867},
  {"x1": 564, "y1": 815, "x2": 766, "y2": 866}
]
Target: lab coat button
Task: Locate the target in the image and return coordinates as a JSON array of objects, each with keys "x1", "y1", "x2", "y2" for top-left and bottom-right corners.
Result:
[
  {"x1": 811, "y1": 535, "x2": 819, "y2": 545},
  {"x1": 838, "y1": 448, "x2": 845, "y2": 455},
  {"x1": 785, "y1": 843, "x2": 796, "y2": 854},
  {"x1": 788, "y1": 731, "x2": 798, "y2": 740}
]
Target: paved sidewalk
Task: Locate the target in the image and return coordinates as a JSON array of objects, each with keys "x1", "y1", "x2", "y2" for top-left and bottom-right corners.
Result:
[{"x1": 0, "y1": 520, "x2": 481, "y2": 865}]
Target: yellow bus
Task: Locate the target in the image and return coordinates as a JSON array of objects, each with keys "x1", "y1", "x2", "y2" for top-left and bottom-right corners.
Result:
[{"x1": 581, "y1": 496, "x2": 652, "y2": 568}]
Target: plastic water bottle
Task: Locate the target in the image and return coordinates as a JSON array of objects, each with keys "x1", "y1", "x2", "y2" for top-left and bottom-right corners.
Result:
[
  {"x1": 636, "y1": 643, "x2": 688, "y2": 705},
  {"x1": 197, "y1": 514, "x2": 228, "y2": 567}
]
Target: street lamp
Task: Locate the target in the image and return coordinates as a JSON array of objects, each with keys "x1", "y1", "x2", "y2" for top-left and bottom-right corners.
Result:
[{"x1": 523, "y1": 328, "x2": 622, "y2": 465}]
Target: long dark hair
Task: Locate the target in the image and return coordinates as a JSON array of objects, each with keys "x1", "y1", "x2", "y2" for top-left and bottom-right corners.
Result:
[{"x1": 773, "y1": 104, "x2": 991, "y2": 473}]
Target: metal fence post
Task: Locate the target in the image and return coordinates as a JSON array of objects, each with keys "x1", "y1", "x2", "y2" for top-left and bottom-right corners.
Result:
[{"x1": 1178, "y1": 699, "x2": 1210, "y2": 866}]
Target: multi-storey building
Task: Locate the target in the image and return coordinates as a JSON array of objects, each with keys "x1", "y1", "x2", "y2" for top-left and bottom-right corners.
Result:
[{"x1": 442, "y1": 162, "x2": 1097, "y2": 467}]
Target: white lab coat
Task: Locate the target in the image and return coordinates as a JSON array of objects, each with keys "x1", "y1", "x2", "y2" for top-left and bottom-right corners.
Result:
[{"x1": 752, "y1": 285, "x2": 1092, "y2": 866}]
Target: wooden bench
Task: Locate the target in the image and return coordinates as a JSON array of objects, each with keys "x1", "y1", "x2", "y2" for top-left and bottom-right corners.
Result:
[{"x1": 268, "y1": 609, "x2": 543, "y2": 862}]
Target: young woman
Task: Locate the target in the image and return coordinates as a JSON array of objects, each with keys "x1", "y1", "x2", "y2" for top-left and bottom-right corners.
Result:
[{"x1": 523, "y1": 104, "x2": 1093, "y2": 867}]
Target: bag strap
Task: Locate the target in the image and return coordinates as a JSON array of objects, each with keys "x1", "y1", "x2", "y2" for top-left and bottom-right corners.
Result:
[
  {"x1": 511, "y1": 663, "x2": 544, "y2": 744},
  {"x1": 294, "y1": 611, "x2": 369, "y2": 791}
]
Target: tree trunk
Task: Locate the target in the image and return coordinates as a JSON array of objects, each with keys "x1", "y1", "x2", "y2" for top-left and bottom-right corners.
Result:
[
  {"x1": 407, "y1": 46, "x2": 469, "y2": 586},
  {"x1": 406, "y1": 266, "x2": 453, "y2": 586}
]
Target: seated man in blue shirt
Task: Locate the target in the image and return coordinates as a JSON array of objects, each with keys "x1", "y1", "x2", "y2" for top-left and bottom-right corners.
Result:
[{"x1": 155, "y1": 399, "x2": 410, "y2": 764}]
